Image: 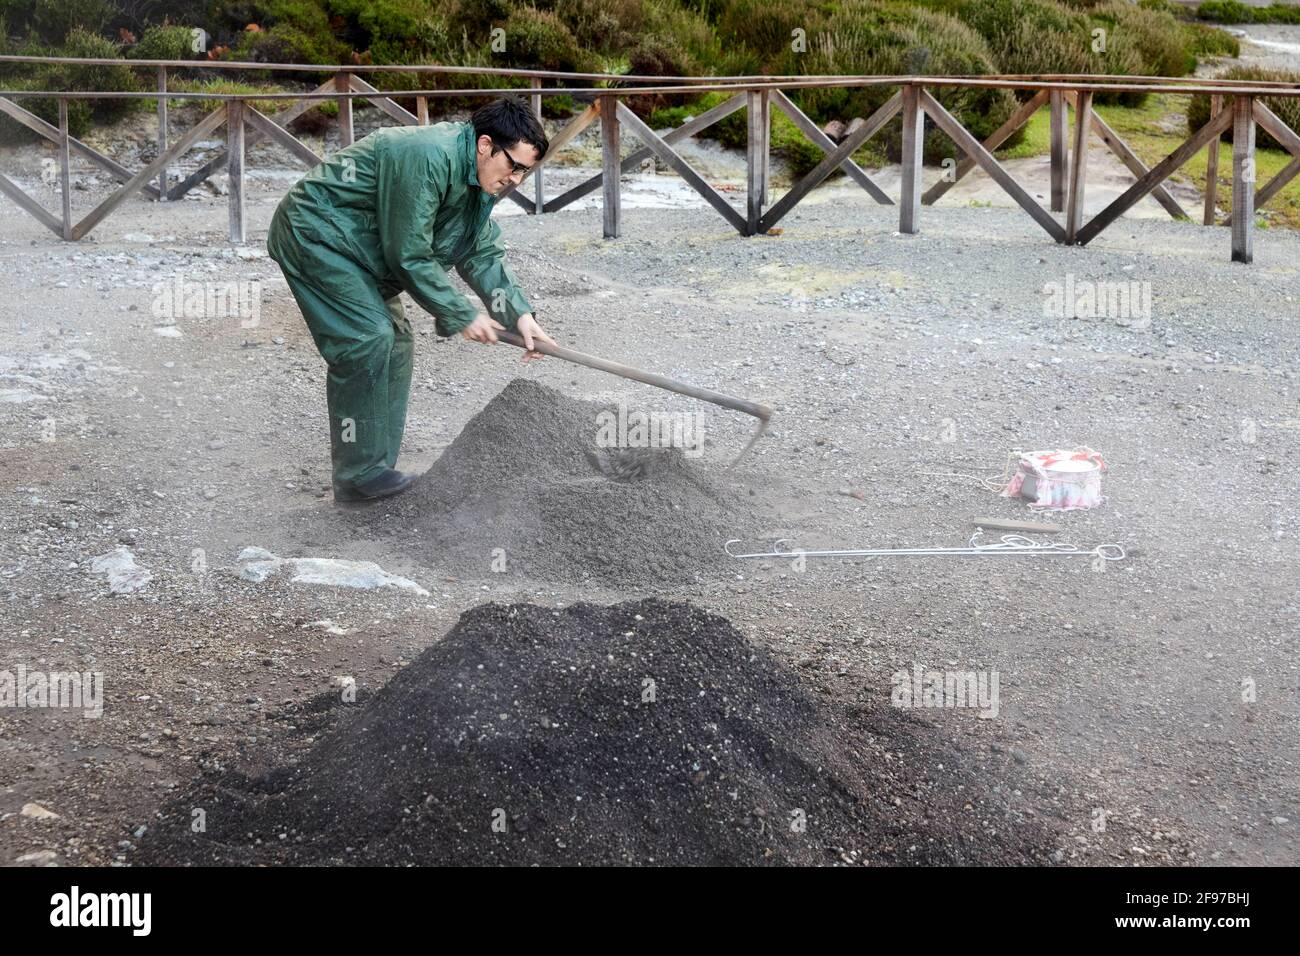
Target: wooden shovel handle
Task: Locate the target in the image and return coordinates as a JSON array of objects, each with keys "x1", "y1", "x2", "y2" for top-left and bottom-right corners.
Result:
[{"x1": 495, "y1": 329, "x2": 772, "y2": 423}]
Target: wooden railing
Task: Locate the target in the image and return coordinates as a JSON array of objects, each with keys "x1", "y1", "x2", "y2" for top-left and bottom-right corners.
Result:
[{"x1": 3, "y1": 55, "x2": 1300, "y2": 262}]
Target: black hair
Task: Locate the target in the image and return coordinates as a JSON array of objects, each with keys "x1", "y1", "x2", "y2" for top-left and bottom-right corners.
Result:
[{"x1": 471, "y1": 96, "x2": 549, "y2": 160}]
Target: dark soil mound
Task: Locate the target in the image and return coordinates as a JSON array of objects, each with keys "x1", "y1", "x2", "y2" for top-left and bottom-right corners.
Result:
[
  {"x1": 138, "y1": 599, "x2": 1056, "y2": 866},
  {"x1": 382, "y1": 379, "x2": 754, "y2": 585}
]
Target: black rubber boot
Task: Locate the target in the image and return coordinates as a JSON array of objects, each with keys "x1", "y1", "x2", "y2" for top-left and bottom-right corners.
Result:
[{"x1": 334, "y1": 469, "x2": 418, "y2": 504}]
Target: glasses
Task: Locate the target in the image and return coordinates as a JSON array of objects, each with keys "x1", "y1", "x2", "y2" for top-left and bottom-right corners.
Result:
[{"x1": 493, "y1": 140, "x2": 534, "y2": 176}]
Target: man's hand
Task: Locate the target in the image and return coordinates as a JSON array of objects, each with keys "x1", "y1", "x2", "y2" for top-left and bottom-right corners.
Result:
[
  {"x1": 461, "y1": 313, "x2": 504, "y2": 344},
  {"x1": 515, "y1": 313, "x2": 554, "y2": 362}
]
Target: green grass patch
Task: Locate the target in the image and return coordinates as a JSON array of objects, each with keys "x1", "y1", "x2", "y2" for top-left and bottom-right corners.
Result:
[
  {"x1": 167, "y1": 77, "x2": 296, "y2": 114},
  {"x1": 995, "y1": 107, "x2": 1052, "y2": 160}
]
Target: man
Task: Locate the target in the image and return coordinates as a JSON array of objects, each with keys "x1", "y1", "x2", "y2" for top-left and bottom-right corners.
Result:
[{"x1": 267, "y1": 96, "x2": 555, "y2": 503}]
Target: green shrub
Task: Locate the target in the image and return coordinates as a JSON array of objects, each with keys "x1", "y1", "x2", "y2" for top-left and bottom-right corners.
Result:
[
  {"x1": 716, "y1": 0, "x2": 808, "y2": 72},
  {"x1": 365, "y1": 26, "x2": 454, "y2": 75},
  {"x1": 1188, "y1": 65, "x2": 1300, "y2": 151},
  {"x1": 628, "y1": 33, "x2": 690, "y2": 77},
  {"x1": 780, "y1": 133, "x2": 829, "y2": 177},
  {"x1": 127, "y1": 24, "x2": 201, "y2": 61},
  {"x1": 0, "y1": 26, "x2": 140, "y2": 139},
  {"x1": 1257, "y1": 3, "x2": 1300, "y2": 24},
  {"x1": 209, "y1": 0, "x2": 334, "y2": 36},
  {"x1": 0, "y1": 0, "x2": 32, "y2": 39},
  {"x1": 497, "y1": 7, "x2": 589, "y2": 73},
  {"x1": 326, "y1": 0, "x2": 453, "y2": 63},
  {"x1": 541, "y1": 92, "x2": 575, "y2": 118},
  {"x1": 1091, "y1": 1, "x2": 1196, "y2": 77},
  {"x1": 958, "y1": 0, "x2": 1095, "y2": 75},
  {"x1": 1186, "y1": 21, "x2": 1240, "y2": 58},
  {"x1": 32, "y1": 0, "x2": 111, "y2": 42},
  {"x1": 957, "y1": 0, "x2": 1198, "y2": 105},
  {"x1": 228, "y1": 22, "x2": 347, "y2": 65},
  {"x1": 58, "y1": 26, "x2": 135, "y2": 82},
  {"x1": 641, "y1": 0, "x2": 749, "y2": 75},
  {"x1": 621, "y1": 32, "x2": 696, "y2": 117},
  {"x1": 777, "y1": 1, "x2": 1021, "y2": 163},
  {"x1": 1195, "y1": 1, "x2": 1255, "y2": 23},
  {"x1": 0, "y1": 0, "x2": 113, "y2": 48},
  {"x1": 441, "y1": 0, "x2": 509, "y2": 36},
  {"x1": 554, "y1": 0, "x2": 644, "y2": 55},
  {"x1": 53, "y1": 27, "x2": 140, "y2": 125},
  {"x1": 1268, "y1": 3, "x2": 1300, "y2": 24},
  {"x1": 206, "y1": 0, "x2": 349, "y2": 68},
  {"x1": 0, "y1": 28, "x2": 43, "y2": 86},
  {"x1": 0, "y1": 76, "x2": 91, "y2": 142}
]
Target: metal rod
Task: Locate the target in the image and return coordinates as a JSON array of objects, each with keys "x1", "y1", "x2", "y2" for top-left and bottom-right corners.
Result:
[{"x1": 725, "y1": 534, "x2": 1125, "y2": 562}]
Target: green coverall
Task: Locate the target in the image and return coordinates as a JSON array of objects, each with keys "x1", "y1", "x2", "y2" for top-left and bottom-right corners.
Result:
[{"x1": 266, "y1": 120, "x2": 534, "y2": 491}]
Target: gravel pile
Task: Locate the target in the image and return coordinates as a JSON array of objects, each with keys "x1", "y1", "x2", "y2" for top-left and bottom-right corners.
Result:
[
  {"x1": 137, "y1": 598, "x2": 1054, "y2": 866},
  {"x1": 384, "y1": 378, "x2": 754, "y2": 585}
]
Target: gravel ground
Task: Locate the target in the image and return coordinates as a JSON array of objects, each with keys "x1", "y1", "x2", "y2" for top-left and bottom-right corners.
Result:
[{"x1": 1, "y1": 154, "x2": 1297, "y2": 867}]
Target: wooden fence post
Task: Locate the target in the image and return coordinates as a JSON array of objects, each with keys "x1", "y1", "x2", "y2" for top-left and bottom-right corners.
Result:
[
  {"x1": 760, "y1": 88, "x2": 770, "y2": 206},
  {"x1": 336, "y1": 73, "x2": 353, "y2": 147},
  {"x1": 1066, "y1": 90, "x2": 1092, "y2": 244},
  {"x1": 899, "y1": 83, "x2": 923, "y2": 234},
  {"x1": 1049, "y1": 89, "x2": 1068, "y2": 213},
  {"x1": 1231, "y1": 94, "x2": 1255, "y2": 263},
  {"x1": 416, "y1": 95, "x2": 428, "y2": 126},
  {"x1": 157, "y1": 66, "x2": 168, "y2": 201},
  {"x1": 531, "y1": 77, "x2": 544, "y2": 216},
  {"x1": 601, "y1": 95, "x2": 620, "y2": 238},
  {"x1": 746, "y1": 89, "x2": 765, "y2": 235},
  {"x1": 1204, "y1": 93, "x2": 1223, "y2": 225},
  {"x1": 58, "y1": 98, "x2": 71, "y2": 240},
  {"x1": 227, "y1": 100, "x2": 245, "y2": 244}
]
